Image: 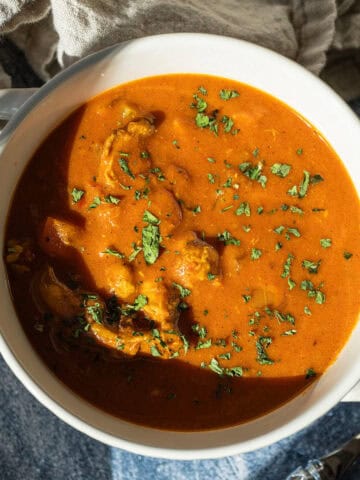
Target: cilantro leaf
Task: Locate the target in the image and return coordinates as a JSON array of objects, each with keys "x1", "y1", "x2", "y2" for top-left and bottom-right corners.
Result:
[
  {"x1": 142, "y1": 224, "x2": 160, "y2": 264},
  {"x1": 71, "y1": 188, "x2": 85, "y2": 203},
  {"x1": 270, "y1": 163, "x2": 291, "y2": 178}
]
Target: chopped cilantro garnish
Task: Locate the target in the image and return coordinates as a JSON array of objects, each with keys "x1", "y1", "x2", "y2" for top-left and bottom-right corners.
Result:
[
  {"x1": 196, "y1": 339, "x2": 212, "y2": 350},
  {"x1": 270, "y1": 163, "x2": 291, "y2": 178},
  {"x1": 235, "y1": 202, "x2": 251, "y2": 217},
  {"x1": 104, "y1": 194, "x2": 120, "y2": 205},
  {"x1": 251, "y1": 248, "x2": 262, "y2": 260},
  {"x1": 192, "y1": 323, "x2": 207, "y2": 338},
  {"x1": 274, "y1": 225, "x2": 285, "y2": 234},
  {"x1": 305, "y1": 368, "x2": 316, "y2": 379},
  {"x1": 149, "y1": 167, "x2": 165, "y2": 181},
  {"x1": 281, "y1": 253, "x2": 294, "y2": 278},
  {"x1": 119, "y1": 183, "x2": 132, "y2": 190},
  {"x1": 275, "y1": 242, "x2": 283, "y2": 251},
  {"x1": 191, "y1": 93, "x2": 207, "y2": 112},
  {"x1": 133, "y1": 294, "x2": 148, "y2": 310},
  {"x1": 256, "y1": 336, "x2": 274, "y2": 365},
  {"x1": 296, "y1": 148, "x2": 303, "y2": 155},
  {"x1": 289, "y1": 205, "x2": 304, "y2": 215},
  {"x1": 150, "y1": 345, "x2": 162, "y2": 357},
  {"x1": 128, "y1": 245, "x2": 142, "y2": 262},
  {"x1": 288, "y1": 278, "x2": 296, "y2": 290},
  {"x1": 344, "y1": 251, "x2": 353, "y2": 260},
  {"x1": 286, "y1": 227, "x2": 301, "y2": 239},
  {"x1": 221, "y1": 115, "x2": 234, "y2": 133},
  {"x1": 71, "y1": 188, "x2": 85, "y2": 203},
  {"x1": 304, "y1": 306, "x2": 312, "y2": 315},
  {"x1": 257, "y1": 206, "x2": 264, "y2": 214},
  {"x1": 239, "y1": 161, "x2": 267, "y2": 188},
  {"x1": 173, "y1": 282, "x2": 191, "y2": 298},
  {"x1": 217, "y1": 231, "x2": 240, "y2": 246},
  {"x1": 172, "y1": 139, "x2": 180, "y2": 149},
  {"x1": 118, "y1": 158, "x2": 135, "y2": 179},
  {"x1": 302, "y1": 259, "x2": 321, "y2": 274},
  {"x1": 207, "y1": 157, "x2": 216, "y2": 163},
  {"x1": 102, "y1": 248, "x2": 125, "y2": 258},
  {"x1": 298, "y1": 170, "x2": 310, "y2": 198},
  {"x1": 219, "y1": 352, "x2": 231, "y2": 360},
  {"x1": 287, "y1": 185, "x2": 298, "y2": 197},
  {"x1": 207, "y1": 173, "x2": 216, "y2": 184},
  {"x1": 88, "y1": 196, "x2": 101, "y2": 209},
  {"x1": 207, "y1": 272, "x2": 217, "y2": 281},
  {"x1": 320, "y1": 238, "x2": 332, "y2": 248},
  {"x1": 198, "y1": 86, "x2": 207, "y2": 95},
  {"x1": 310, "y1": 174, "x2": 324, "y2": 184},
  {"x1": 142, "y1": 224, "x2": 160, "y2": 264},
  {"x1": 140, "y1": 150, "x2": 150, "y2": 159},
  {"x1": 221, "y1": 205, "x2": 233, "y2": 212},
  {"x1": 143, "y1": 210, "x2": 160, "y2": 225},
  {"x1": 281, "y1": 329, "x2": 297, "y2": 336},
  {"x1": 193, "y1": 205, "x2": 201, "y2": 214},
  {"x1": 219, "y1": 89, "x2": 240, "y2": 100},
  {"x1": 86, "y1": 303, "x2": 103, "y2": 324},
  {"x1": 242, "y1": 294, "x2": 252, "y2": 303}
]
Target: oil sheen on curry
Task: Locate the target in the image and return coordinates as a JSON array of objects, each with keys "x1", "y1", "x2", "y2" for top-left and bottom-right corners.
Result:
[{"x1": 5, "y1": 74, "x2": 360, "y2": 431}]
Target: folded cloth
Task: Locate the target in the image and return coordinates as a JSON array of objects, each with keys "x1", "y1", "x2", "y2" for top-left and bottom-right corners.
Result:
[{"x1": 0, "y1": 0, "x2": 360, "y2": 99}]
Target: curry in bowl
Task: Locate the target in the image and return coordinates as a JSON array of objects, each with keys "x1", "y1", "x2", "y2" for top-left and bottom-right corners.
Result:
[{"x1": 4, "y1": 74, "x2": 359, "y2": 430}]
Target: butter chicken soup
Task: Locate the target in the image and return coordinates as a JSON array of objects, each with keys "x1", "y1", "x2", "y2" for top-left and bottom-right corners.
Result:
[{"x1": 4, "y1": 74, "x2": 360, "y2": 430}]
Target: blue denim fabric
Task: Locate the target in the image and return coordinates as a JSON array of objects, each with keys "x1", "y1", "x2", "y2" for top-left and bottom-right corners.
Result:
[
  {"x1": 1, "y1": 100, "x2": 360, "y2": 480},
  {"x1": 1, "y1": 356, "x2": 359, "y2": 480}
]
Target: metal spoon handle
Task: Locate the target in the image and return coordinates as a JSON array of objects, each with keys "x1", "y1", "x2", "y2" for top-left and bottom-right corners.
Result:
[{"x1": 286, "y1": 433, "x2": 360, "y2": 480}]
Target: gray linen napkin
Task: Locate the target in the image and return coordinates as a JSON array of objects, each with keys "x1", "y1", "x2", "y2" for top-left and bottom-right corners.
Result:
[{"x1": 0, "y1": 0, "x2": 360, "y2": 99}]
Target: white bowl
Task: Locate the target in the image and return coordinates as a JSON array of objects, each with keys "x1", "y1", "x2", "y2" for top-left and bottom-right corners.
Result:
[{"x1": 0, "y1": 33, "x2": 359, "y2": 460}]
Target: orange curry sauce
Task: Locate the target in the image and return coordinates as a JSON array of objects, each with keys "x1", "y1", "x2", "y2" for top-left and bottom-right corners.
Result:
[{"x1": 4, "y1": 74, "x2": 360, "y2": 430}]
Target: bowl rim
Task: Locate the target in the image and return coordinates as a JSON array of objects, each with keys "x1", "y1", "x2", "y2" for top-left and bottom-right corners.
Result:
[{"x1": 0, "y1": 32, "x2": 359, "y2": 460}]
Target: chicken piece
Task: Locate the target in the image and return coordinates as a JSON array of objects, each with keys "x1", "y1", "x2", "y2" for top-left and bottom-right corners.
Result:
[
  {"x1": 146, "y1": 188, "x2": 182, "y2": 237},
  {"x1": 171, "y1": 231, "x2": 220, "y2": 287},
  {"x1": 221, "y1": 244, "x2": 247, "y2": 277},
  {"x1": 33, "y1": 266, "x2": 184, "y2": 359},
  {"x1": 32, "y1": 266, "x2": 81, "y2": 318},
  {"x1": 98, "y1": 102, "x2": 155, "y2": 188},
  {"x1": 39, "y1": 217, "x2": 81, "y2": 261},
  {"x1": 139, "y1": 280, "x2": 180, "y2": 329},
  {"x1": 165, "y1": 164, "x2": 191, "y2": 200},
  {"x1": 104, "y1": 261, "x2": 136, "y2": 301}
]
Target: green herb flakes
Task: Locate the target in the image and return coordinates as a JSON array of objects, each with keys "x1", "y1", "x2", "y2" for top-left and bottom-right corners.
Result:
[
  {"x1": 173, "y1": 282, "x2": 191, "y2": 298},
  {"x1": 217, "y1": 231, "x2": 241, "y2": 246},
  {"x1": 251, "y1": 248, "x2": 262, "y2": 260},
  {"x1": 235, "y1": 202, "x2": 251, "y2": 217},
  {"x1": 71, "y1": 188, "x2": 85, "y2": 203},
  {"x1": 219, "y1": 89, "x2": 240, "y2": 100},
  {"x1": 102, "y1": 248, "x2": 125, "y2": 258},
  {"x1": 142, "y1": 224, "x2": 160, "y2": 264},
  {"x1": 305, "y1": 368, "x2": 316, "y2": 379},
  {"x1": 88, "y1": 196, "x2": 101, "y2": 209},
  {"x1": 239, "y1": 161, "x2": 267, "y2": 188},
  {"x1": 118, "y1": 158, "x2": 135, "y2": 179},
  {"x1": 256, "y1": 336, "x2": 274, "y2": 365},
  {"x1": 344, "y1": 251, "x2": 353, "y2": 260},
  {"x1": 143, "y1": 210, "x2": 160, "y2": 225},
  {"x1": 302, "y1": 259, "x2": 321, "y2": 274},
  {"x1": 104, "y1": 194, "x2": 120, "y2": 205},
  {"x1": 270, "y1": 163, "x2": 291, "y2": 178},
  {"x1": 320, "y1": 238, "x2": 332, "y2": 248}
]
